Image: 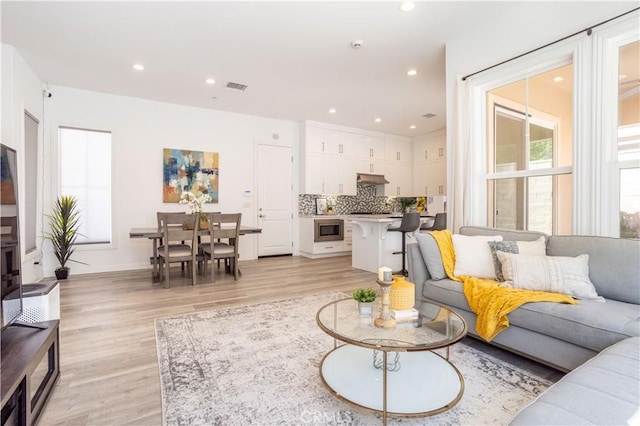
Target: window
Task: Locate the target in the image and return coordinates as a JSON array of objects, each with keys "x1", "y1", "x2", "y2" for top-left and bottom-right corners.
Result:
[
  {"x1": 617, "y1": 40, "x2": 639, "y2": 239},
  {"x1": 24, "y1": 111, "x2": 38, "y2": 253},
  {"x1": 486, "y1": 64, "x2": 573, "y2": 234},
  {"x1": 59, "y1": 127, "x2": 112, "y2": 244}
]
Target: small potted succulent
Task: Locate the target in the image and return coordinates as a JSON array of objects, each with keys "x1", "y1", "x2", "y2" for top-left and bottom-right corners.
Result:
[{"x1": 352, "y1": 288, "x2": 378, "y2": 315}]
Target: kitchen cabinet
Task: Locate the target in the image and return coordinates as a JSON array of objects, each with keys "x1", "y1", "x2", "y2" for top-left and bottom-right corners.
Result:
[
  {"x1": 385, "y1": 162, "x2": 413, "y2": 197},
  {"x1": 302, "y1": 153, "x2": 325, "y2": 194},
  {"x1": 356, "y1": 135, "x2": 385, "y2": 161},
  {"x1": 305, "y1": 126, "x2": 327, "y2": 154},
  {"x1": 412, "y1": 131, "x2": 447, "y2": 196},
  {"x1": 302, "y1": 154, "x2": 356, "y2": 195},
  {"x1": 356, "y1": 159, "x2": 385, "y2": 175},
  {"x1": 426, "y1": 160, "x2": 446, "y2": 195},
  {"x1": 326, "y1": 129, "x2": 358, "y2": 157},
  {"x1": 299, "y1": 217, "x2": 351, "y2": 258},
  {"x1": 384, "y1": 137, "x2": 412, "y2": 163},
  {"x1": 384, "y1": 135, "x2": 412, "y2": 196},
  {"x1": 413, "y1": 134, "x2": 446, "y2": 161}
]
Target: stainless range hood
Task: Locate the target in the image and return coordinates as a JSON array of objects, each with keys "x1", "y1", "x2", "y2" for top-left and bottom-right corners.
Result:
[{"x1": 357, "y1": 173, "x2": 389, "y2": 184}]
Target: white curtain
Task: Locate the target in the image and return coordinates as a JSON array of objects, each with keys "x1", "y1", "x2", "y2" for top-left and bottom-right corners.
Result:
[{"x1": 451, "y1": 76, "x2": 473, "y2": 232}]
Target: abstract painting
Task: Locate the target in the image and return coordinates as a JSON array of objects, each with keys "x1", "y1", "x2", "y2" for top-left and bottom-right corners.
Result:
[
  {"x1": 0, "y1": 147, "x2": 16, "y2": 205},
  {"x1": 163, "y1": 148, "x2": 219, "y2": 203}
]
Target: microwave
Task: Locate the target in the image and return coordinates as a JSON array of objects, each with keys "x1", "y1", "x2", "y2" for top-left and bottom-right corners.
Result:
[{"x1": 314, "y1": 219, "x2": 344, "y2": 242}]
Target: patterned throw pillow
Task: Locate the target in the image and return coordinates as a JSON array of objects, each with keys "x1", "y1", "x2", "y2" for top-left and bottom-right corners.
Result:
[
  {"x1": 488, "y1": 241, "x2": 518, "y2": 281},
  {"x1": 496, "y1": 251, "x2": 604, "y2": 301},
  {"x1": 487, "y1": 237, "x2": 547, "y2": 281}
]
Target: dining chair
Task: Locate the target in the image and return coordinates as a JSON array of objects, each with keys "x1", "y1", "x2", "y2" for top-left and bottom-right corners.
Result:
[
  {"x1": 157, "y1": 212, "x2": 198, "y2": 288},
  {"x1": 157, "y1": 211, "x2": 189, "y2": 272},
  {"x1": 200, "y1": 212, "x2": 242, "y2": 282}
]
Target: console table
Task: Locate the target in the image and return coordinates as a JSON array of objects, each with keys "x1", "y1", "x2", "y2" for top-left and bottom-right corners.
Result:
[{"x1": 1, "y1": 320, "x2": 60, "y2": 426}]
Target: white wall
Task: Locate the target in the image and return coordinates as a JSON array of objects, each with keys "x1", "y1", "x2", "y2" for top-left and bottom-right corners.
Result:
[
  {"x1": 1, "y1": 44, "x2": 46, "y2": 283},
  {"x1": 39, "y1": 86, "x2": 299, "y2": 276}
]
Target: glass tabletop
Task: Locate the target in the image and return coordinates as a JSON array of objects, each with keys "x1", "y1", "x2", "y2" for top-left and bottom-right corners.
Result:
[{"x1": 316, "y1": 298, "x2": 467, "y2": 351}]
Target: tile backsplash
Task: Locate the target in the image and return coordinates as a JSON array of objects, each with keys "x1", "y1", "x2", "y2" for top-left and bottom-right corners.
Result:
[{"x1": 299, "y1": 184, "x2": 403, "y2": 215}]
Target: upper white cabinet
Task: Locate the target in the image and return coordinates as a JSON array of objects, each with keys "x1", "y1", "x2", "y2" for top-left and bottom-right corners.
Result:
[
  {"x1": 384, "y1": 135, "x2": 412, "y2": 196},
  {"x1": 301, "y1": 121, "x2": 425, "y2": 197},
  {"x1": 305, "y1": 126, "x2": 326, "y2": 154},
  {"x1": 412, "y1": 131, "x2": 447, "y2": 196},
  {"x1": 357, "y1": 135, "x2": 385, "y2": 161},
  {"x1": 384, "y1": 137, "x2": 412, "y2": 163},
  {"x1": 300, "y1": 125, "x2": 358, "y2": 195}
]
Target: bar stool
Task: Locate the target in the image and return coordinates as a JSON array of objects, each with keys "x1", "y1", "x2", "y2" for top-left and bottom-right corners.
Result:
[
  {"x1": 389, "y1": 212, "x2": 421, "y2": 276},
  {"x1": 420, "y1": 212, "x2": 447, "y2": 231}
]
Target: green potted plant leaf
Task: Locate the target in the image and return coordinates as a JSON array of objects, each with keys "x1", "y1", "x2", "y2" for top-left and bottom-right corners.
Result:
[
  {"x1": 44, "y1": 195, "x2": 86, "y2": 279},
  {"x1": 398, "y1": 197, "x2": 417, "y2": 213},
  {"x1": 352, "y1": 288, "x2": 378, "y2": 315}
]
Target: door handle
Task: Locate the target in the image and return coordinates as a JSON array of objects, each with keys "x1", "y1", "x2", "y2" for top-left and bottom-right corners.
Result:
[{"x1": 258, "y1": 214, "x2": 265, "y2": 218}]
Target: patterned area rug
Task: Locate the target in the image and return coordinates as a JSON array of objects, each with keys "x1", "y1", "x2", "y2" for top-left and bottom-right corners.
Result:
[{"x1": 155, "y1": 293, "x2": 551, "y2": 425}]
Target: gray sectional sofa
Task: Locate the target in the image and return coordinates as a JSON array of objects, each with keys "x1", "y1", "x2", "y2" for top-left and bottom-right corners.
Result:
[
  {"x1": 407, "y1": 226, "x2": 640, "y2": 372},
  {"x1": 511, "y1": 336, "x2": 639, "y2": 425}
]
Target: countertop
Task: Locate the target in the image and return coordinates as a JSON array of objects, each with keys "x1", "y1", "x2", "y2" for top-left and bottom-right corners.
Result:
[{"x1": 299, "y1": 213, "x2": 433, "y2": 220}]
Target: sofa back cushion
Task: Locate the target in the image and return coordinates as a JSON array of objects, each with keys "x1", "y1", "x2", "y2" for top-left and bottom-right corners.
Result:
[
  {"x1": 460, "y1": 226, "x2": 548, "y2": 242},
  {"x1": 547, "y1": 235, "x2": 640, "y2": 304}
]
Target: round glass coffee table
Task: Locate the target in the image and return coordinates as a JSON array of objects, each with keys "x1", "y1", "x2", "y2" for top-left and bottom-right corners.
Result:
[{"x1": 316, "y1": 298, "x2": 467, "y2": 424}]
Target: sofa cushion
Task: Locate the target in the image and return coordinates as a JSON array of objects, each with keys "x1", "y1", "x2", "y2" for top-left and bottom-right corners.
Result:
[
  {"x1": 509, "y1": 298, "x2": 640, "y2": 352},
  {"x1": 547, "y1": 235, "x2": 640, "y2": 305},
  {"x1": 414, "y1": 232, "x2": 447, "y2": 280},
  {"x1": 497, "y1": 252, "x2": 604, "y2": 301},
  {"x1": 460, "y1": 226, "x2": 548, "y2": 242},
  {"x1": 452, "y1": 234, "x2": 503, "y2": 279},
  {"x1": 423, "y1": 278, "x2": 470, "y2": 313},
  {"x1": 423, "y1": 279, "x2": 640, "y2": 352},
  {"x1": 510, "y1": 337, "x2": 640, "y2": 425}
]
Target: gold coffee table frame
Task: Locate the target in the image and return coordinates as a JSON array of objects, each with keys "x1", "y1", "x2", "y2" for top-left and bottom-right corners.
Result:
[{"x1": 316, "y1": 298, "x2": 468, "y2": 425}]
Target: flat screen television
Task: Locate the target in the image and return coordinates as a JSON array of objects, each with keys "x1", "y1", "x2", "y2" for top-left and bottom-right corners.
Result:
[{"x1": 1, "y1": 143, "x2": 24, "y2": 329}]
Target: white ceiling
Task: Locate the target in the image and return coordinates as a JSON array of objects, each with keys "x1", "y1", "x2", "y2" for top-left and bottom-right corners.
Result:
[{"x1": 1, "y1": 1, "x2": 515, "y2": 137}]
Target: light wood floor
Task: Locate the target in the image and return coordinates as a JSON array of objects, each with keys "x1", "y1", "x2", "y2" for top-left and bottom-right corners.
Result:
[{"x1": 36, "y1": 255, "x2": 563, "y2": 425}]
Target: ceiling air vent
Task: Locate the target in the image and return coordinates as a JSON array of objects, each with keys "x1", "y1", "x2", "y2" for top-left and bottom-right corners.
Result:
[
  {"x1": 225, "y1": 82, "x2": 248, "y2": 92},
  {"x1": 422, "y1": 113, "x2": 437, "y2": 118}
]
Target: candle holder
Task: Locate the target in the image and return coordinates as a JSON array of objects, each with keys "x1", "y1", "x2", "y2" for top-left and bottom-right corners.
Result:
[{"x1": 374, "y1": 279, "x2": 397, "y2": 329}]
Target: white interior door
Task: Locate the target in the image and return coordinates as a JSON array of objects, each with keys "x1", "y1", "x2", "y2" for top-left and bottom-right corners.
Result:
[{"x1": 257, "y1": 144, "x2": 293, "y2": 256}]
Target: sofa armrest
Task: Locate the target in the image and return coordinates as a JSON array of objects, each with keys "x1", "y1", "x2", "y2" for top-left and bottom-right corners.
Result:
[{"x1": 408, "y1": 242, "x2": 430, "y2": 301}]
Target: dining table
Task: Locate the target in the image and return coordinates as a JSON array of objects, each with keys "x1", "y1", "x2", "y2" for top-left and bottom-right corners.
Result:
[{"x1": 129, "y1": 225, "x2": 262, "y2": 282}]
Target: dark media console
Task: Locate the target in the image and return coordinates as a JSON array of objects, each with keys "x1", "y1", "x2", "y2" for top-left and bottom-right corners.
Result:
[{"x1": 1, "y1": 321, "x2": 59, "y2": 426}]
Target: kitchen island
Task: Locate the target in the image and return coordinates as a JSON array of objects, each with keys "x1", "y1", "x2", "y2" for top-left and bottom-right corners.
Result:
[{"x1": 350, "y1": 215, "x2": 432, "y2": 273}]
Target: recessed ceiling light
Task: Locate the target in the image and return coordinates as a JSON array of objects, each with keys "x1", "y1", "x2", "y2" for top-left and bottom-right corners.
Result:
[
  {"x1": 329, "y1": 108, "x2": 336, "y2": 114},
  {"x1": 398, "y1": 1, "x2": 415, "y2": 12},
  {"x1": 132, "y1": 64, "x2": 145, "y2": 71},
  {"x1": 407, "y1": 69, "x2": 418, "y2": 77},
  {"x1": 206, "y1": 78, "x2": 216, "y2": 85},
  {"x1": 553, "y1": 76, "x2": 564, "y2": 83},
  {"x1": 374, "y1": 118, "x2": 382, "y2": 123},
  {"x1": 410, "y1": 125, "x2": 416, "y2": 129}
]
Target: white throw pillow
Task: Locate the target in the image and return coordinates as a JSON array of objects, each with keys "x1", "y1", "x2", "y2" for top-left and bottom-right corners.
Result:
[
  {"x1": 516, "y1": 236, "x2": 546, "y2": 255},
  {"x1": 496, "y1": 251, "x2": 604, "y2": 301},
  {"x1": 453, "y1": 234, "x2": 503, "y2": 279}
]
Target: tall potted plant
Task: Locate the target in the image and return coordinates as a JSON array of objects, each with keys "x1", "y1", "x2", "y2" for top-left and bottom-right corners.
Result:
[{"x1": 45, "y1": 195, "x2": 84, "y2": 279}]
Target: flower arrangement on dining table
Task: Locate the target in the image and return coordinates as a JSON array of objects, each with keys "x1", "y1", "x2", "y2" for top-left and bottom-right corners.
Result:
[{"x1": 179, "y1": 190, "x2": 212, "y2": 222}]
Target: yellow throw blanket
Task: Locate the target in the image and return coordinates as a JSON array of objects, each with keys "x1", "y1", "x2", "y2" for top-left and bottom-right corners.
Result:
[{"x1": 428, "y1": 230, "x2": 577, "y2": 341}]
